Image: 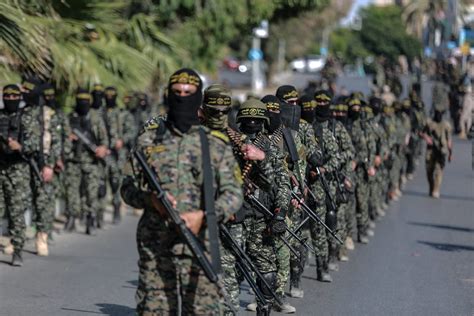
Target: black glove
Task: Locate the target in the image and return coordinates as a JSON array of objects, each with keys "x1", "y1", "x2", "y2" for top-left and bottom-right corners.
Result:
[
  {"x1": 308, "y1": 151, "x2": 324, "y2": 167},
  {"x1": 270, "y1": 213, "x2": 287, "y2": 235},
  {"x1": 325, "y1": 209, "x2": 337, "y2": 231}
]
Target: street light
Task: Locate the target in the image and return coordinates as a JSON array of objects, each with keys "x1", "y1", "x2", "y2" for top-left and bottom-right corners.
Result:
[{"x1": 250, "y1": 20, "x2": 268, "y2": 93}]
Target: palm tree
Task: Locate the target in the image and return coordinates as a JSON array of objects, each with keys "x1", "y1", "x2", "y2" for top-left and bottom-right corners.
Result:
[{"x1": 0, "y1": 0, "x2": 184, "y2": 96}]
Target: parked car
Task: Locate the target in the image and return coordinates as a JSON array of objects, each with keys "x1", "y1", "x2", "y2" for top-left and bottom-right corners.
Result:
[{"x1": 290, "y1": 55, "x2": 326, "y2": 73}]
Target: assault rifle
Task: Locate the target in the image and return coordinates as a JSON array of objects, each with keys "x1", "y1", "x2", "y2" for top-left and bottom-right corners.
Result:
[
  {"x1": 134, "y1": 150, "x2": 219, "y2": 283},
  {"x1": 72, "y1": 128, "x2": 113, "y2": 166},
  {"x1": 220, "y1": 224, "x2": 282, "y2": 315}
]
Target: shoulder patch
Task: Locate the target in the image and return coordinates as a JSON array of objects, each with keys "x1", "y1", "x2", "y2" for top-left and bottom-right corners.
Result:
[
  {"x1": 211, "y1": 130, "x2": 230, "y2": 143},
  {"x1": 143, "y1": 116, "x2": 161, "y2": 131},
  {"x1": 145, "y1": 145, "x2": 167, "y2": 155}
]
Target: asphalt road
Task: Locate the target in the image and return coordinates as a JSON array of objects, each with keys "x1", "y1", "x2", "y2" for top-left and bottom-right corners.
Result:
[{"x1": 1, "y1": 138, "x2": 472, "y2": 316}]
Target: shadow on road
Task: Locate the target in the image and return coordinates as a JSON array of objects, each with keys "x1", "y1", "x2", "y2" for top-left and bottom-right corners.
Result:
[
  {"x1": 408, "y1": 221, "x2": 474, "y2": 233},
  {"x1": 417, "y1": 241, "x2": 474, "y2": 252},
  {"x1": 403, "y1": 190, "x2": 474, "y2": 202},
  {"x1": 96, "y1": 303, "x2": 135, "y2": 315}
]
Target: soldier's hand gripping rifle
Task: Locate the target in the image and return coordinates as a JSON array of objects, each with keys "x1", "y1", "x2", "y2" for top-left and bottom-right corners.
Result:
[
  {"x1": 72, "y1": 128, "x2": 113, "y2": 166},
  {"x1": 134, "y1": 150, "x2": 219, "y2": 283},
  {"x1": 289, "y1": 182, "x2": 343, "y2": 245},
  {"x1": 220, "y1": 224, "x2": 282, "y2": 314}
]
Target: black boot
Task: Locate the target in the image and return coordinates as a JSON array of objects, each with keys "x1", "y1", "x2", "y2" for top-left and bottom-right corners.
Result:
[
  {"x1": 112, "y1": 203, "x2": 121, "y2": 225},
  {"x1": 85, "y1": 212, "x2": 95, "y2": 235},
  {"x1": 11, "y1": 251, "x2": 23, "y2": 267},
  {"x1": 316, "y1": 257, "x2": 332, "y2": 283},
  {"x1": 64, "y1": 216, "x2": 76, "y2": 232},
  {"x1": 328, "y1": 242, "x2": 339, "y2": 272}
]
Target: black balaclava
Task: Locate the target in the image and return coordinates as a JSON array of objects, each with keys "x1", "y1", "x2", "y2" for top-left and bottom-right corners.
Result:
[
  {"x1": 433, "y1": 110, "x2": 444, "y2": 122},
  {"x1": 240, "y1": 118, "x2": 264, "y2": 135},
  {"x1": 347, "y1": 97, "x2": 361, "y2": 121},
  {"x1": 91, "y1": 84, "x2": 104, "y2": 109},
  {"x1": 261, "y1": 95, "x2": 282, "y2": 133},
  {"x1": 276, "y1": 85, "x2": 299, "y2": 103},
  {"x1": 314, "y1": 90, "x2": 332, "y2": 122},
  {"x1": 332, "y1": 96, "x2": 349, "y2": 125},
  {"x1": 280, "y1": 101, "x2": 301, "y2": 130},
  {"x1": 105, "y1": 86, "x2": 118, "y2": 108},
  {"x1": 2, "y1": 84, "x2": 22, "y2": 113},
  {"x1": 75, "y1": 88, "x2": 91, "y2": 116},
  {"x1": 42, "y1": 83, "x2": 57, "y2": 109},
  {"x1": 138, "y1": 93, "x2": 149, "y2": 110},
  {"x1": 369, "y1": 96, "x2": 382, "y2": 116},
  {"x1": 298, "y1": 94, "x2": 316, "y2": 123},
  {"x1": 22, "y1": 77, "x2": 42, "y2": 106},
  {"x1": 227, "y1": 102, "x2": 240, "y2": 131},
  {"x1": 167, "y1": 68, "x2": 203, "y2": 133}
]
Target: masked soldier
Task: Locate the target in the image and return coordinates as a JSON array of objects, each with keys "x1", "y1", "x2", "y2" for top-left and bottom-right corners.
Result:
[
  {"x1": 346, "y1": 94, "x2": 376, "y2": 244},
  {"x1": 421, "y1": 106, "x2": 453, "y2": 198},
  {"x1": 121, "y1": 68, "x2": 243, "y2": 315},
  {"x1": 0, "y1": 84, "x2": 39, "y2": 266},
  {"x1": 103, "y1": 86, "x2": 125, "y2": 224},
  {"x1": 24, "y1": 78, "x2": 61, "y2": 257},
  {"x1": 329, "y1": 96, "x2": 356, "y2": 261},
  {"x1": 64, "y1": 88, "x2": 109, "y2": 234}
]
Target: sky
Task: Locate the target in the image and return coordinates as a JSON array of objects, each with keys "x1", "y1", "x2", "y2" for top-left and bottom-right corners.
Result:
[{"x1": 341, "y1": 0, "x2": 372, "y2": 26}]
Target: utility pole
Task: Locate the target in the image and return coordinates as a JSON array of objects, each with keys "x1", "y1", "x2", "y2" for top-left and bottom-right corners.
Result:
[{"x1": 251, "y1": 20, "x2": 269, "y2": 94}]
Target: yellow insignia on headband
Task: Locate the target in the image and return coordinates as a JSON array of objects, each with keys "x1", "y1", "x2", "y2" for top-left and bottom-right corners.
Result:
[
  {"x1": 146, "y1": 145, "x2": 166, "y2": 154},
  {"x1": 170, "y1": 72, "x2": 201, "y2": 86},
  {"x1": 240, "y1": 108, "x2": 266, "y2": 117},
  {"x1": 315, "y1": 94, "x2": 331, "y2": 102},
  {"x1": 283, "y1": 90, "x2": 298, "y2": 99},
  {"x1": 301, "y1": 100, "x2": 316, "y2": 109},
  {"x1": 105, "y1": 90, "x2": 117, "y2": 97},
  {"x1": 23, "y1": 82, "x2": 36, "y2": 90},
  {"x1": 43, "y1": 88, "x2": 55, "y2": 96},
  {"x1": 265, "y1": 102, "x2": 280, "y2": 111},
  {"x1": 362, "y1": 106, "x2": 373, "y2": 113},
  {"x1": 3, "y1": 88, "x2": 21, "y2": 95},
  {"x1": 94, "y1": 85, "x2": 104, "y2": 91},
  {"x1": 349, "y1": 99, "x2": 361, "y2": 106},
  {"x1": 211, "y1": 130, "x2": 230, "y2": 143},
  {"x1": 76, "y1": 93, "x2": 91, "y2": 100},
  {"x1": 206, "y1": 96, "x2": 231, "y2": 106}
]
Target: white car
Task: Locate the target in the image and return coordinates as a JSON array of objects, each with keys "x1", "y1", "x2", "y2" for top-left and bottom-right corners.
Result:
[{"x1": 291, "y1": 55, "x2": 326, "y2": 73}]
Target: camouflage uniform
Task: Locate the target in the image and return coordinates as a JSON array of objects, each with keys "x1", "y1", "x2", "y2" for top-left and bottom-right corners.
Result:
[
  {"x1": 64, "y1": 108, "x2": 109, "y2": 226},
  {"x1": 328, "y1": 116, "x2": 355, "y2": 252},
  {"x1": 0, "y1": 103, "x2": 38, "y2": 254},
  {"x1": 121, "y1": 122, "x2": 243, "y2": 315},
  {"x1": 30, "y1": 102, "x2": 61, "y2": 235},
  {"x1": 346, "y1": 111, "x2": 375, "y2": 241},
  {"x1": 309, "y1": 119, "x2": 340, "y2": 277},
  {"x1": 423, "y1": 118, "x2": 452, "y2": 197}
]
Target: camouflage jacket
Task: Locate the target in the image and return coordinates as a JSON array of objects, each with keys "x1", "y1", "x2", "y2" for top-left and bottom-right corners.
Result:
[
  {"x1": 0, "y1": 106, "x2": 39, "y2": 164},
  {"x1": 329, "y1": 118, "x2": 354, "y2": 175},
  {"x1": 102, "y1": 107, "x2": 122, "y2": 148},
  {"x1": 423, "y1": 119, "x2": 452, "y2": 156},
  {"x1": 66, "y1": 109, "x2": 109, "y2": 164},
  {"x1": 347, "y1": 119, "x2": 375, "y2": 168},
  {"x1": 311, "y1": 119, "x2": 340, "y2": 173},
  {"x1": 121, "y1": 109, "x2": 139, "y2": 149}
]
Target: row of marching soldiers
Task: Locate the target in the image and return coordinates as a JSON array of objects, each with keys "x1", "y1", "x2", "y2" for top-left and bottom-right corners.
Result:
[
  {"x1": 120, "y1": 68, "x2": 425, "y2": 315},
  {"x1": 0, "y1": 77, "x2": 156, "y2": 266}
]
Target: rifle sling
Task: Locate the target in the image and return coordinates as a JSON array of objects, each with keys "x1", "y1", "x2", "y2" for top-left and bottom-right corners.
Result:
[{"x1": 198, "y1": 128, "x2": 222, "y2": 274}]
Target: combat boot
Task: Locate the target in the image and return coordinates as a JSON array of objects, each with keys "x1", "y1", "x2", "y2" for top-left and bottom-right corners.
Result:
[
  {"x1": 273, "y1": 295, "x2": 296, "y2": 313},
  {"x1": 316, "y1": 257, "x2": 332, "y2": 282},
  {"x1": 3, "y1": 240, "x2": 14, "y2": 255},
  {"x1": 328, "y1": 244, "x2": 339, "y2": 271},
  {"x1": 85, "y1": 212, "x2": 95, "y2": 235},
  {"x1": 339, "y1": 246, "x2": 349, "y2": 262},
  {"x1": 358, "y1": 234, "x2": 369, "y2": 244},
  {"x1": 36, "y1": 232, "x2": 49, "y2": 256},
  {"x1": 246, "y1": 302, "x2": 257, "y2": 312},
  {"x1": 289, "y1": 278, "x2": 304, "y2": 298},
  {"x1": 345, "y1": 236, "x2": 355, "y2": 251},
  {"x1": 11, "y1": 251, "x2": 23, "y2": 267},
  {"x1": 112, "y1": 203, "x2": 121, "y2": 225},
  {"x1": 64, "y1": 216, "x2": 76, "y2": 232}
]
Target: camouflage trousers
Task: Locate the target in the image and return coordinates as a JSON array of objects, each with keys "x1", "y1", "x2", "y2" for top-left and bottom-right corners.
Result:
[
  {"x1": 425, "y1": 150, "x2": 445, "y2": 195},
  {"x1": 0, "y1": 163, "x2": 30, "y2": 252},
  {"x1": 342, "y1": 194, "x2": 356, "y2": 240},
  {"x1": 136, "y1": 211, "x2": 223, "y2": 315},
  {"x1": 289, "y1": 210, "x2": 309, "y2": 289},
  {"x1": 220, "y1": 223, "x2": 243, "y2": 314},
  {"x1": 354, "y1": 168, "x2": 369, "y2": 237},
  {"x1": 390, "y1": 153, "x2": 401, "y2": 192},
  {"x1": 275, "y1": 216, "x2": 292, "y2": 296},
  {"x1": 308, "y1": 182, "x2": 328, "y2": 267},
  {"x1": 64, "y1": 161, "x2": 101, "y2": 218},
  {"x1": 244, "y1": 216, "x2": 277, "y2": 274},
  {"x1": 31, "y1": 175, "x2": 55, "y2": 233}
]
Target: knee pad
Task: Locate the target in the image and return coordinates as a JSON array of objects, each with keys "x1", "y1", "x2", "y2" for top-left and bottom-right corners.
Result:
[{"x1": 257, "y1": 272, "x2": 276, "y2": 300}]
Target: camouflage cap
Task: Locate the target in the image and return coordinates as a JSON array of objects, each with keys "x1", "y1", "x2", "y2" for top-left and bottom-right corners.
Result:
[
  {"x1": 203, "y1": 84, "x2": 232, "y2": 109},
  {"x1": 237, "y1": 99, "x2": 269, "y2": 124}
]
